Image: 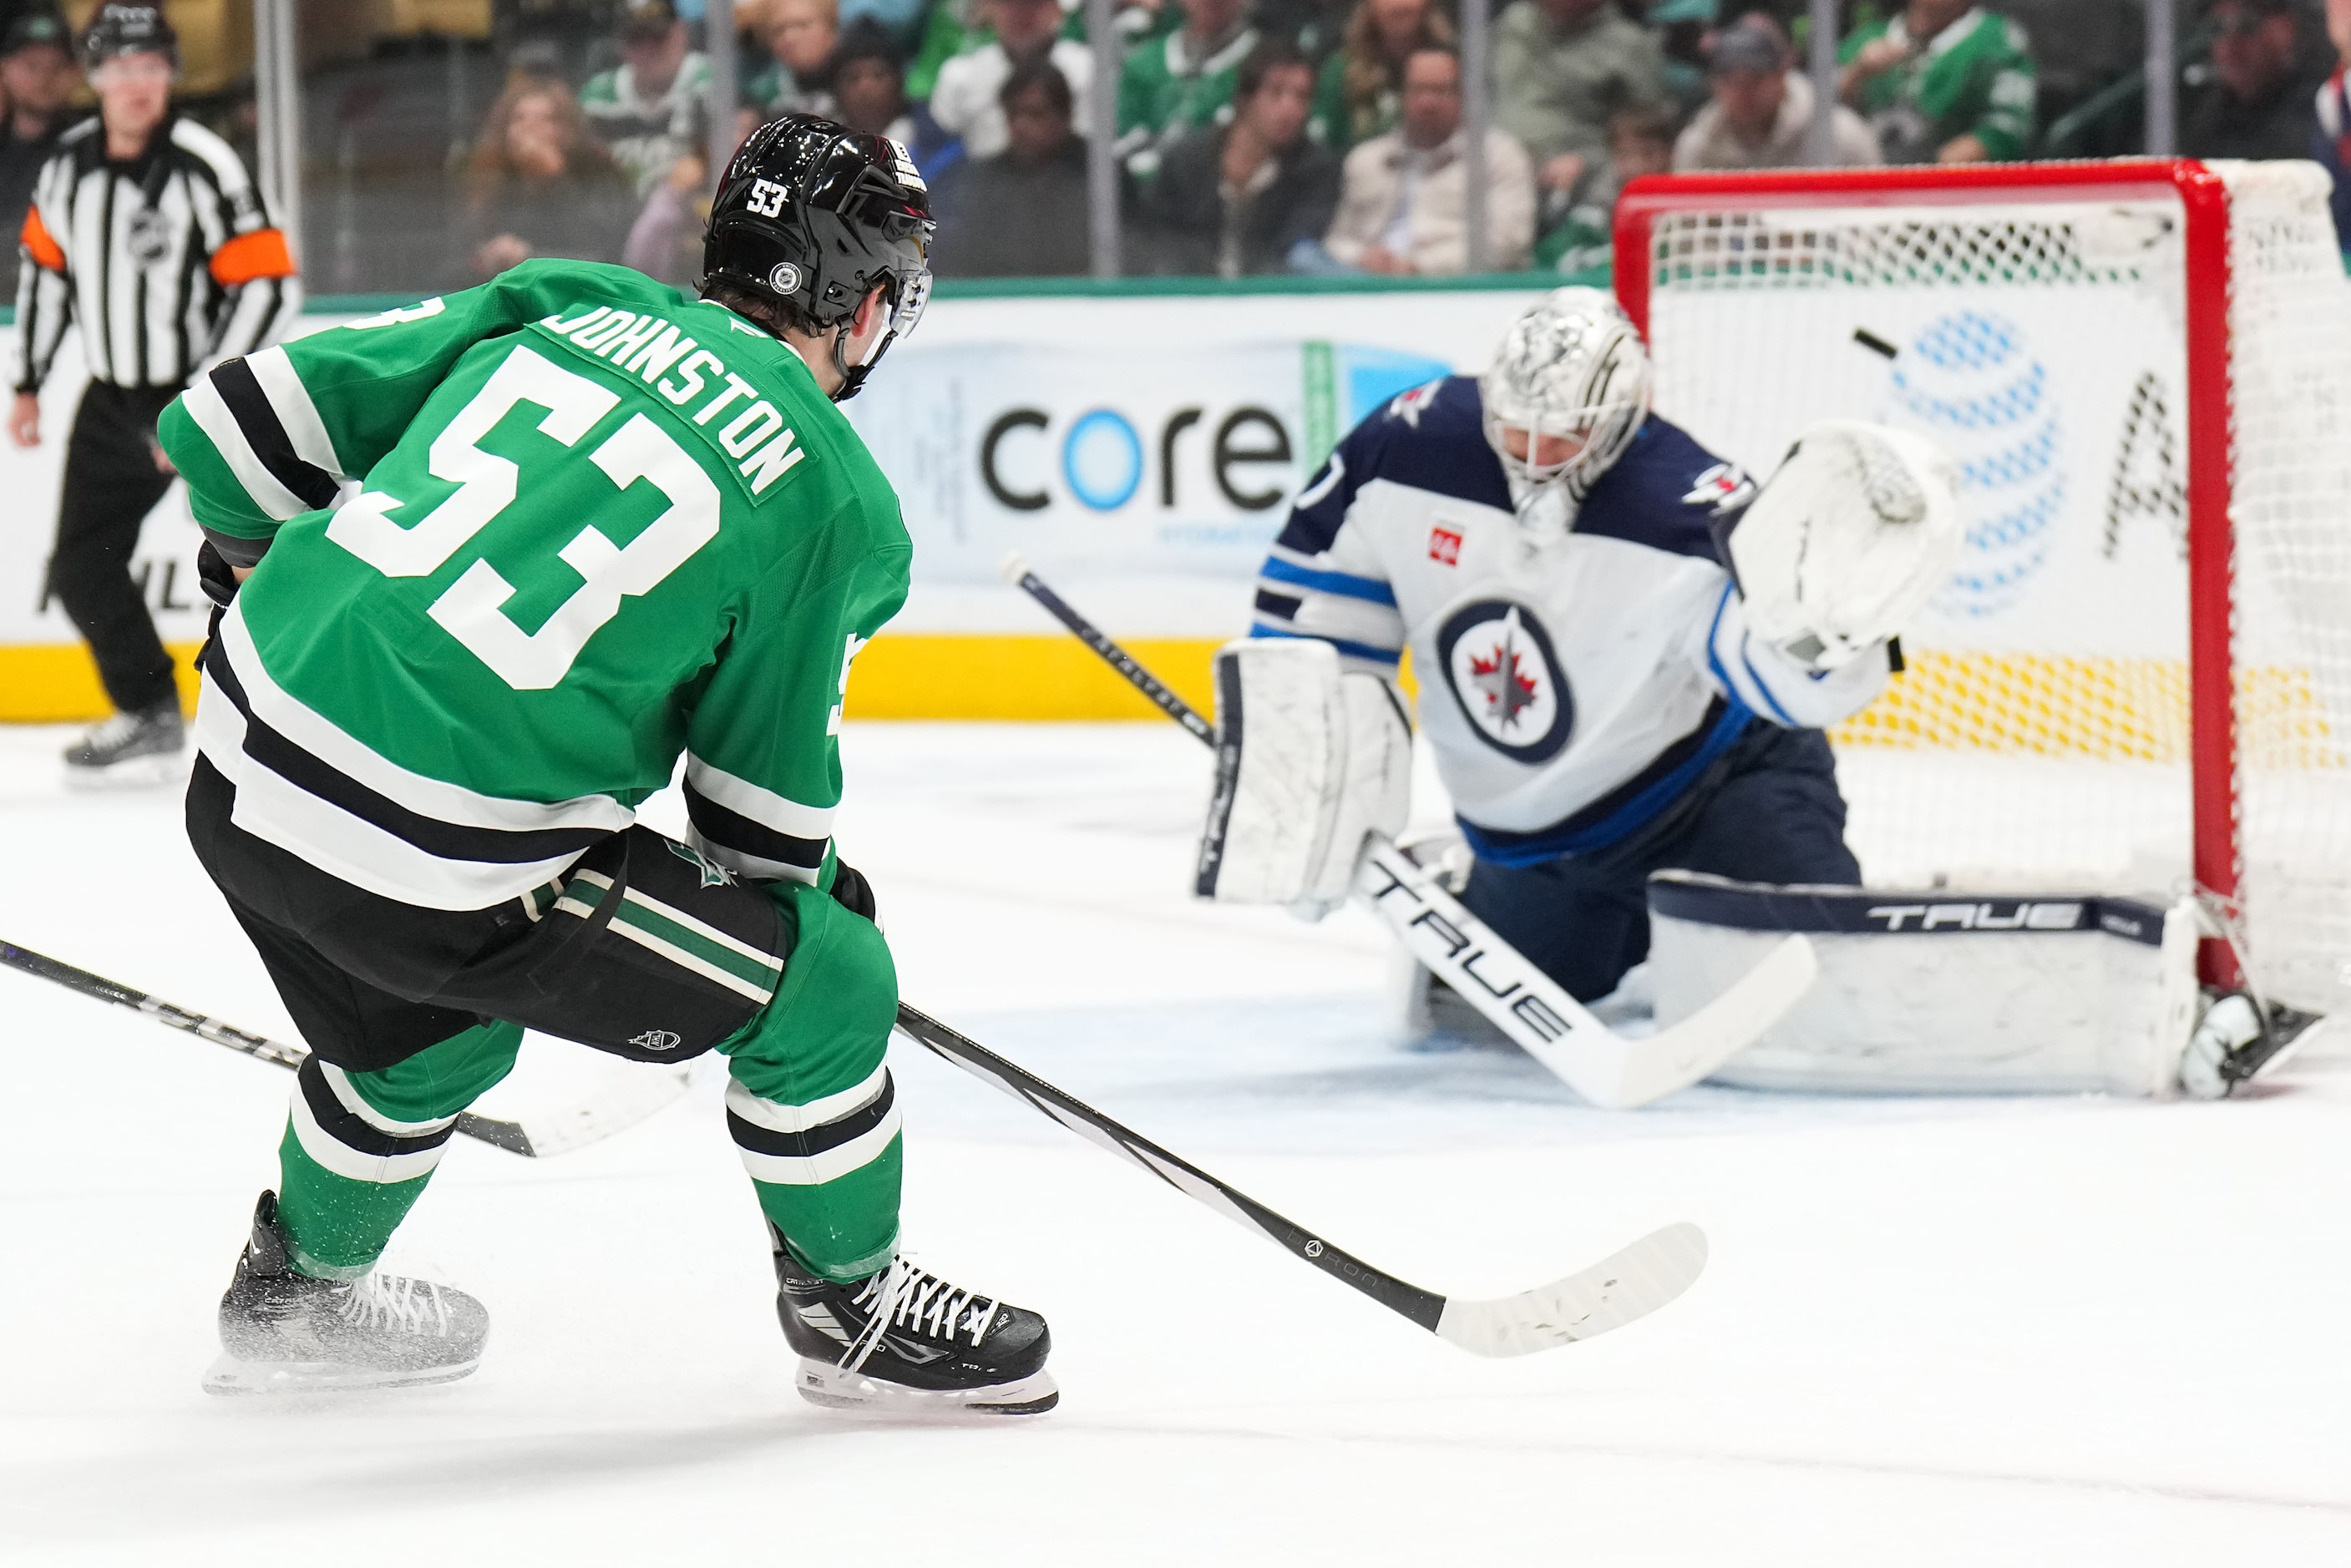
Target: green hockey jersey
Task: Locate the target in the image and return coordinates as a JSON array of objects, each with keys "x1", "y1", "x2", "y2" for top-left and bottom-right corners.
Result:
[
  {"x1": 1840, "y1": 8, "x2": 2037, "y2": 164},
  {"x1": 160, "y1": 258, "x2": 911, "y2": 912}
]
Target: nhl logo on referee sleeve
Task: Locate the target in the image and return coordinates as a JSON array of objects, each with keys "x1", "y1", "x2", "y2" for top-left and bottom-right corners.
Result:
[{"x1": 1436, "y1": 599, "x2": 1573, "y2": 763}]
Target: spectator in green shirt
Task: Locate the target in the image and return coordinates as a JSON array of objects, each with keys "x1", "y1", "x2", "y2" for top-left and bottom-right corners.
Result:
[
  {"x1": 1492, "y1": 0, "x2": 1668, "y2": 209},
  {"x1": 1116, "y1": 0, "x2": 1261, "y2": 180},
  {"x1": 1839, "y1": 1, "x2": 2039, "y2": 164},
  {"x1": 1310, "y1": 0, "x2": 1455, "y2": 153},
  {"x1": 580, "y1": 0, "x2": 715, "y2": 196}
]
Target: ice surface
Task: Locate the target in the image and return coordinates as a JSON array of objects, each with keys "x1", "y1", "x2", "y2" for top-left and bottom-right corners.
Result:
[{"x1": 3, "y1": 721, "x2": 2349, "y2": 1565}]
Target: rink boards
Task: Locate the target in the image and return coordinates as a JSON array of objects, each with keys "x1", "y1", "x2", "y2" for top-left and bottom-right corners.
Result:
[{"x1": 0, "y1": 281, "x2": 1543, "y2": 722}]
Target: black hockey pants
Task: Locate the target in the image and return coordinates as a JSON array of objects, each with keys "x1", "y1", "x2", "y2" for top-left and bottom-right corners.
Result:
[
  {"x1": 1461, "y1": 723, "x2": 1861, "y2": 1002},
  {"x1": 46, "y1": 382, "x2": 180, "y2": 715}
]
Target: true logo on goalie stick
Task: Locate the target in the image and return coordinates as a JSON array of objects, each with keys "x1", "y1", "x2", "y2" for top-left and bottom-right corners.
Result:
[
  {"x1": 1436, "y1": 599, "x2": 1573, "y2": 763},
  {"x1": 1865, "y1": 902, "x2": 2085, "y2": 933}
]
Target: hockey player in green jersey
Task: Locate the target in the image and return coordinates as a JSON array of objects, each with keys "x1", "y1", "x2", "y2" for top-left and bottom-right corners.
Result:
[{"x1": 158, "y1": 116, "x2": 1056, "y2": 1416}]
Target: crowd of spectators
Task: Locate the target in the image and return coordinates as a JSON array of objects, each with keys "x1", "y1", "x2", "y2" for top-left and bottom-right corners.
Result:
[
  {"x1": 0, "y1": 8, "x2": 73, "y2": 298},
  {"x1": 6, "y1": 0, "x2": 2351, "y2": 292}
]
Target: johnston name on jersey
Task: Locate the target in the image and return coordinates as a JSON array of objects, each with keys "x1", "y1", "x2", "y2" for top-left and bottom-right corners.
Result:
[
  {"x1": 1252, "y1": 376, "x2": 1888, "y2": 866},
  {"x1": 159, "y1": 258, "x2": 909, "y2": 910}
]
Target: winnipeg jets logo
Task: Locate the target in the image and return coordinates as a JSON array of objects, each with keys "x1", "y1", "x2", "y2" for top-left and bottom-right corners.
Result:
[
  {"x1": 1436, "y1": 599, "x2": 1573, "y2": 763},
  {"x1": 666, "y1": 839, "x2": 737, "y2": 888},
  {"x1": 628, "y1": 1029, "x2": 685, "y2": 1054},
  {"x1": 1386, "y1": 378, "x2": 1445, "y2": 427},
  {"x1": 1684, "y1": 462, "x2": 1756, "y2": 516}
]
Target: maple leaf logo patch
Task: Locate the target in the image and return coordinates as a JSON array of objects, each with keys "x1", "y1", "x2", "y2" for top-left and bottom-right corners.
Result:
[{"x1": 1467, "y1": 635, "x2": 1541, "y2": 730}]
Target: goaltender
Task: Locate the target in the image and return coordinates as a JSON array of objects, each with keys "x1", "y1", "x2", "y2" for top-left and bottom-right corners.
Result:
[{"x1": 160, "y1": 116, "x2": 1056, "y2": 1415}]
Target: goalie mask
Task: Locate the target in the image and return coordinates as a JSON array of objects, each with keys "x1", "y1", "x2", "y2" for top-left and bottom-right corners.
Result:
[{"x1": 1479, "y1": 288, "x2": 1654, "y2": 529}]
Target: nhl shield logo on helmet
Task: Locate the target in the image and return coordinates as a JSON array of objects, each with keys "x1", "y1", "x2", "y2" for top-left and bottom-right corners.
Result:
[{"x1": 1437, "y1": 599, "x2": 1574, "y2": 763}]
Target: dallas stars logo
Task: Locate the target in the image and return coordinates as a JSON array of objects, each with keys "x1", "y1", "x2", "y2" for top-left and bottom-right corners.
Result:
[
  {"x1": 666, "y1": 839, "x2": 737, "y2": 888},
  {"x1": 1467, "y1": 613, "x2": 1541, "y2": 731}
]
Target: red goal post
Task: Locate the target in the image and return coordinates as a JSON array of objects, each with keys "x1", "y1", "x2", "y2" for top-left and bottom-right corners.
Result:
[{"x1": 1613, "y1": 160, "x2": 2351, "y2": 1001}]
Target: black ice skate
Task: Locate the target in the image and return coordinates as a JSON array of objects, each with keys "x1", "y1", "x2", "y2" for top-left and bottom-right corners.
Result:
[
  {"x1": 771, "y1": 1225, "x2": 1056, "y2": 1417},
  {"x1": 62, "y1": 697, "x2": 184, "y2": 787},
  {"x1": 203, "y1": 1191, "x2": 489, "y2": 1396}
]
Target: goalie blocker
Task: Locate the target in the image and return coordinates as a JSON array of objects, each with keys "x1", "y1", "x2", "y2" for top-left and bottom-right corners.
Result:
[{"x1": 1645, "y1": 873, "x2": 2213, "y2": 1096}]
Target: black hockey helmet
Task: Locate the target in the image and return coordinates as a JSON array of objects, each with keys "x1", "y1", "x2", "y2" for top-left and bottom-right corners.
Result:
[
  {"x1": 703, "y1": 114, "x2": 935, "y2": 402},
  {"x1": 79, "y1": 3, "x2": 178, "y2": 73}
]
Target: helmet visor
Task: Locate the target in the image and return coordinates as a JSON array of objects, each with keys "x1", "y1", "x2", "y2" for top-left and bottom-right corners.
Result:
[{"x1": 889, "y1": 265, "x2": 931, "y2": 341}]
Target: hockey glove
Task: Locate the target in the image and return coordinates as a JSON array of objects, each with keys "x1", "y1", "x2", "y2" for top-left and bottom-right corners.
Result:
[
  {"x1": 828, "y1": 859, "x2": 879, "y2": 924},
  {"x1": 1728, "y1": 421, "x2": 1962, "y2": 672}
]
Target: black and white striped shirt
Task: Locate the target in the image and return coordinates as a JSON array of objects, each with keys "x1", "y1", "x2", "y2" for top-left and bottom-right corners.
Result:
[{"x1": 12, "y1": 114, "x2": 301, "y2": 393}]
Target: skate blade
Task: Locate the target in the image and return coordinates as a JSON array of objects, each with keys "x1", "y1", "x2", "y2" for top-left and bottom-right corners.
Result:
[
  {"x1": 62, "y1": 752, "x2": 186, "y2": 792},
  {"x1": 201, "y1": 1351, "x2": 480, "y2": 1397},
  {"x1": 794, "y1": 1358, "x2": 1058, "y2": 1419}
]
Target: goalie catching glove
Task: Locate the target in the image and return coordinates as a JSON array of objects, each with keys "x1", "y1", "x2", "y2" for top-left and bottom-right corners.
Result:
[
  {"x1": 1728, "y1": 421, "x2": 1963, "y2": 672},
  {"x1": 1195, "y1": 639, "x2": 1411, "y2": 918}
]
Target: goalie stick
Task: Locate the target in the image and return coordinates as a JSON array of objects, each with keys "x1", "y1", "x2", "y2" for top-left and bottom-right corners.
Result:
[
  {"x1": 0, "y1": 939, "x2": 688, "y2": 1158},
  {"x1": 894, "y1": 1001, "x2": 1706, "y2": 1354},
  {"x1": 999, "y1": 554, "x2": 1816, "y2": 1109}
]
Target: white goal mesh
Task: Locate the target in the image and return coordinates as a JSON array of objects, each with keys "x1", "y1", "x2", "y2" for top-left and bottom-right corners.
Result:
[{"x1": 1626, "y1": 161, "x2": 2351, "y2": 1012}]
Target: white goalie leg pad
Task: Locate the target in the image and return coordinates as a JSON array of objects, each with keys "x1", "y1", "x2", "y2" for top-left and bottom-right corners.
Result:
[
  {"x1": 1729, "y1": 420, "x2": 1963, "y2": 671},
  {"x1": 1645, "y1": 873, "x2": 2200, "y2": 1096},
  {"x1": 1195, "y1": 639, "x2": 1411, "y2": 913},
  {"x1": 1305, "y1": 670, "x2": 1412, "y2": 912}
]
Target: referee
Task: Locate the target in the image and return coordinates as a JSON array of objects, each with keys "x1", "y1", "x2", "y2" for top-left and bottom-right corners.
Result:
[{"x1": 8, "y1": 5, "x2": 300, "y2": 781}]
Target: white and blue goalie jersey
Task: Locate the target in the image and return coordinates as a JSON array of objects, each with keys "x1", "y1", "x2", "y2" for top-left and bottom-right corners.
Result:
[{"x1": 1252, "y1": 377, "x2": 1887, "y2": 866}]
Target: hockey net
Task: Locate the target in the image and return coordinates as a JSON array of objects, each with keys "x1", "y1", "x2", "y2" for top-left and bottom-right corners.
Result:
[{"x1": 1616, "y1": 160, "x2": 2351, "y2": 1013}]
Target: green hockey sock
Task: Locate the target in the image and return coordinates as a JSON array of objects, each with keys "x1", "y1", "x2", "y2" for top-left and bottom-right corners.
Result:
[
  {"x1": 276, "y1": 1021, "x2": 523, "y2": 1279},
  {"x1": 722, "y1": 880, "x2": 902, "y2": 1282}
]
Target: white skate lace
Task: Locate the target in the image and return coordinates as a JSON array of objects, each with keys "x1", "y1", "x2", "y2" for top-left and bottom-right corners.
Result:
[
  {"x1": 839, "y1": 1256, "x2": 1001, "y2": 1371},
  {"x1": 337, "y1": 1272, "x2": 453, "y2": 1338},
  {"x1": 79, "y1": 711, "x2": 146, "y2": 751}
]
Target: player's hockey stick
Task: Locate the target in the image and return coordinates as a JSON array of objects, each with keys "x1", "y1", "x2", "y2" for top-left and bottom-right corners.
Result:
[
  {"x1": 894, "y1": 1001, "x2": 1705, "y2": 1354},
  {"x1": 999, "y1": 554, "x2": 1816, "y2": 1109},
  {"x1": 0, "y1": 939, "x2": 688, "y2": 1158}
]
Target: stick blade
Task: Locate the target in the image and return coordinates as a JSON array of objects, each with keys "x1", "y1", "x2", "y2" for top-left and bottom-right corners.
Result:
[
  {"x1": 491, "y1": 1064, "x2": 692, "y2": 1158},
  {"x1": 1590, "y1": 934, "x2": 1817, "y2": 1109},
  {"x1": 1434, "y1": 1222, "x2": 1708, "y2": 1358}
]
